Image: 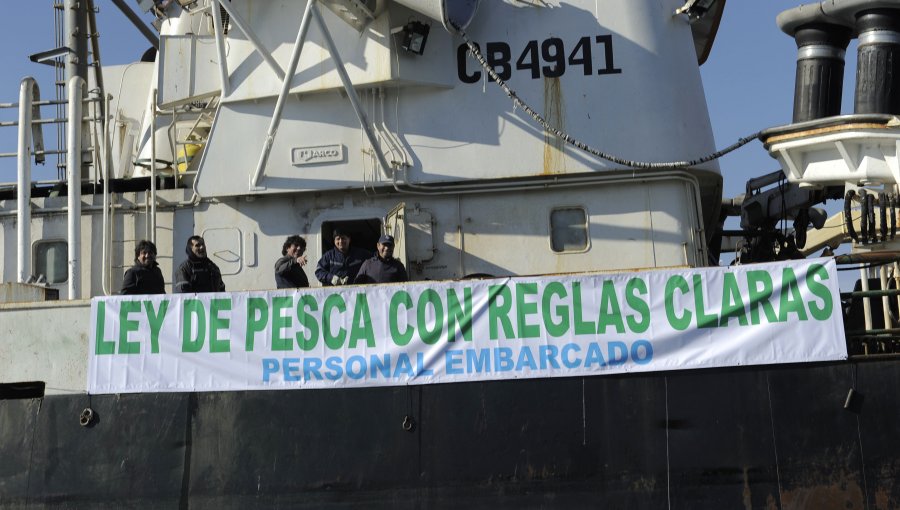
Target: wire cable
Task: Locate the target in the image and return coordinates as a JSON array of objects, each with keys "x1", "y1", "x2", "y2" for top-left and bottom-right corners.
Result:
[{"x1": 455, "y1": 26, "x2": 763, "y2": 169}]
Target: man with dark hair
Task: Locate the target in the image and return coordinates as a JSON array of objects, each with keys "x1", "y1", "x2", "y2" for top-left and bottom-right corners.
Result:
[
  {"x1": 275, "y1": 235, "x2": 309, "y2": 288},
  {"x1": 174, "y1": 235, "x2": 225, "y2": 293},
  {"x1": 355, "y1": 234, "x2": 408, "y2": 284},
  {"x1": 121, "y1": 239, "x2": 166, "y2": 294},
  {"x1": 315, "y1": 229, "x2": 369, "y2": 286}
]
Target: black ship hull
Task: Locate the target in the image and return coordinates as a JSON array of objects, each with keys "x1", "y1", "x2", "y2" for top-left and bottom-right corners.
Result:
[{"x1": 2, "y1": 359, "x2": 898, "y2": 509}]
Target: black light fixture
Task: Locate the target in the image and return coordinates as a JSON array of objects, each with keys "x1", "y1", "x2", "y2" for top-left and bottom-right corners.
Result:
[{"x1": 397, "y1": 21, "x2": 430, "y2": 55}]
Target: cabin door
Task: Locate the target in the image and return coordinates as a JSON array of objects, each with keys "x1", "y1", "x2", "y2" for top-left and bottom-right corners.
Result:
[
  {"x1": 385, "y1": 203, "x2": 435, "y2": 278},
  {"x1": 384, "y1": 202, "x2": 407, "y2": 267}
]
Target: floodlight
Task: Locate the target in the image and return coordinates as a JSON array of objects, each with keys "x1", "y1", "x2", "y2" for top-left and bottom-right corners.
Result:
[{"x1": 393, "y1": 21, "x2": 430, "y2": 55}]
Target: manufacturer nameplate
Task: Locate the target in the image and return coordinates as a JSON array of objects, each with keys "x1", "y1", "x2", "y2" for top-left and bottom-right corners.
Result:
[{"x1": 291, "y1": 144, "x2": 345, "y2": 166}]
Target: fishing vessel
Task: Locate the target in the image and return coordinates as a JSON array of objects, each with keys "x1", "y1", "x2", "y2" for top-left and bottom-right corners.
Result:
[{"x1": 1, "y1": 0, "x2": 898, "y2": 507}]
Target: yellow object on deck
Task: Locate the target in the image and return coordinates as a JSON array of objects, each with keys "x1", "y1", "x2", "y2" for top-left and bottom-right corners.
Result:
[{"x1": 177, "y1": 144, "x2": 203, "y2": 172}]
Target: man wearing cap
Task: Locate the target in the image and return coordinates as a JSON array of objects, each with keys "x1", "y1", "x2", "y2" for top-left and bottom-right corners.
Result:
[
  {"x1": 315, "y1": 229, "x2": 370, "y2": 286},
  {"x1": 354, "y1": 234, "x2": 408, "y2": 284}
]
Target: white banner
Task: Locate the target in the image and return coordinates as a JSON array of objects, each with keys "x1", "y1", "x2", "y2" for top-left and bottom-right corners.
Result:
[{"x1": 87, "y1": 258, "x2": 847, "y2": 394}]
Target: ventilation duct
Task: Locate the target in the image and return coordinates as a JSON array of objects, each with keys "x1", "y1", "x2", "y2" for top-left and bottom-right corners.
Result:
[{"x1": 392, "y1": 0, "x2": 480, "y2": 32}]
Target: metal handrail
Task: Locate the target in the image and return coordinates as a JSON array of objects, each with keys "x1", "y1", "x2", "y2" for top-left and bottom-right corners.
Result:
[
  {"x1": 0, "y1": 148, "x2": 92, "y2": 158},
  {"x1": 841, "y1": 289, "x2": 900, "y2": 299},
  {"x1": 0, "y1": 116, "x2": 100, "y2": 127},
  {"x1": 838, "y1": 254, "x2": 900, "y2": 358},
  {"x1": 0, "y1": 97, "x2": 100, "y2": 108}
]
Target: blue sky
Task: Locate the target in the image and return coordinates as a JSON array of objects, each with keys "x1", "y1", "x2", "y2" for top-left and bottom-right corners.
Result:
[
  {"x1": 702, "y1": 0, "x2": 858, "y2": 201},
  {"x1": 0, "y1": 2, "x2": 152, "y2": 181},
  {"x1": 702, "y1": 1, "x2": 858, "y2": 267},
  {"x1": 0, "y1": 1, "x2": 857, "y2": 211}
]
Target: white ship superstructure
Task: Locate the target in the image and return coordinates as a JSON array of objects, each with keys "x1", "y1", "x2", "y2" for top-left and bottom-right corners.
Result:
[{"x1": 2, "y1": 0, "x2": 721, "y2": 302}]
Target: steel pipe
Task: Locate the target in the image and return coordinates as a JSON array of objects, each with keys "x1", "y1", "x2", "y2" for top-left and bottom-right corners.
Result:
[
  {"x1": 16, "y1": 78, "x2": 37, "y2": 283},
  {"x1": 67, "y1": 76, "x2": 85, "y2": 299},
  {"x1": 209, "y1": 0, "x2": 231, "y2": 97},
  {"x1": 311, "y1": 5, "x2": 393, "y2": 179},
  {"x1": 250, "y1": 0, "x2": 316, "y2": 189}
]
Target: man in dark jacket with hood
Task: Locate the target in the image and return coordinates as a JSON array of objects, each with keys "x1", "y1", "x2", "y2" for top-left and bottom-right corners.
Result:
[
  {"x1": 175, "y1": 235, "x2": 225, "y2": 293},
  {"x1": 121, "y1": 239, "x2": 166, "y2": 294},
  {"x1": 274, "y1": 235, "x2": 310, "y2": 288},
  {"x1": 355, "y1": 235, "x2": 408, "y2": 284}
]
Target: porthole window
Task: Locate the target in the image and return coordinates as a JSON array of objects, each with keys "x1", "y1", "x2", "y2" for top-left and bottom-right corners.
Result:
[
  {"x1": 550, "y1": 208, "x2": 589, "y2": 253},
  {"x1": 33, "y1": 240, "x2": 68, "y2": 284}
]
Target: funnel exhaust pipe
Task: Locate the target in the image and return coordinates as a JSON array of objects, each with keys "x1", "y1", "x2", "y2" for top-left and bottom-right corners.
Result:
[
  {"x1": 791, "y1": 23, "x2": 852, "y2": 122},
  {"x1": 854, "y1": 8, "x2": 900, "y2": 114},
  {"x1": 779, "y1": 1, "x2": 900, "y2": 120}
]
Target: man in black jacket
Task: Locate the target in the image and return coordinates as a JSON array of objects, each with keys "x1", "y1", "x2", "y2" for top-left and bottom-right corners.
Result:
[
  {"x1": 121, "y1": 240, "x2": 166, "y2": 294},
  {"x1": 174, "y1": 235, "x2": 225, "y2": 293},
  {"x1": 355, "y1": 235, "x2": 408, "y2": 284},
  {"x1": 274, "y1": 235, "x2": 309, "y2": 288},
  {"x1": 315, "y1": 229, "x2": 370, "y2": 286}
]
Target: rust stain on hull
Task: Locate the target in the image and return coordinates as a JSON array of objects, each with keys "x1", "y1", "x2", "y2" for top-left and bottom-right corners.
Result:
[
  {"x1": 780, "y1": 473, "x2": 865, "y2": 510},
  {"x1": 543, "y1": 77, "x2": 566, "y2": 175}
]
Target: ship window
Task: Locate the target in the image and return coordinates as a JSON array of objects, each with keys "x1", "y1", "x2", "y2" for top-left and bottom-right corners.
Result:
[
  {"x1": 550, "y1": 208, "x2": 589, "y2": 252},
  {"x1": 33, "y1": 240, "x2": 67, "y2": 284}
]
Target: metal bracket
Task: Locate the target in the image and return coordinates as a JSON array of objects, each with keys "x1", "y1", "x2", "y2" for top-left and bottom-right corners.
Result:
[{"x1": 28, "y1": 47, "x2": 75, "y2": 68}]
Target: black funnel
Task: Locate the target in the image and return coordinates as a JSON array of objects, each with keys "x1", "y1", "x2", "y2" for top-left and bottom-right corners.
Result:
[
  {"x1": 791, "y1": 23, "x2": 853, "y2": 122},
  {"x1": 854, "y1": 9, "x2": 900, "y2": 114}
]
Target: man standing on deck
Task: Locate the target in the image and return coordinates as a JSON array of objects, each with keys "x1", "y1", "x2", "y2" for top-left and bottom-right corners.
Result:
[
  {"x1": 121, "y1": 240, "x2": 166, "y2": 294},
  {"x1": 355, "y1": 235, "x2": 408, "y2": 284},
  {"x1": 315, "y1": 229, "x2": 369, "y2": 286},
  {"x1": 275, "y1": 235, "x2": 310, "y2": 288},
  {"x1": 175, "y1": 235, "x2": 225, "y2": 293}
]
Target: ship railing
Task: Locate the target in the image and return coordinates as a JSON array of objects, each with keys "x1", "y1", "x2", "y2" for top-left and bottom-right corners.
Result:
[
  {"x1": 837, "y1": 251, "x2": 900, "y2": 359},
  {"x1": 0, "y1": 94, "x2": 103, "y2": 185},
  {"x1": 1, "y1": 77, "x2": 105, "y2": 298}
]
